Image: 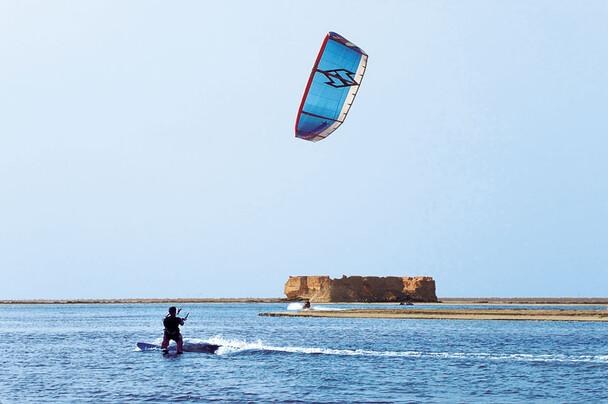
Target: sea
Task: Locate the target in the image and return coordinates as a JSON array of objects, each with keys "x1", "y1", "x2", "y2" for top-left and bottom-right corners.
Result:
[{"x1": 1, "y1": 303, "x2": 607, "y2": 403}]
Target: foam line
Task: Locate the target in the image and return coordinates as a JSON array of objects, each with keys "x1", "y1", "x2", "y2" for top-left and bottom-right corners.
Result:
[{"x1": 194, "y1": 336, "x2": 608, "y2": 364}]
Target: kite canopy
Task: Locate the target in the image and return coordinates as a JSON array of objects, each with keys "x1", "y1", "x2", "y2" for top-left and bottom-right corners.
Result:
[{"x1": 295, "y1": 32, "x2": 368, "y2": 142}]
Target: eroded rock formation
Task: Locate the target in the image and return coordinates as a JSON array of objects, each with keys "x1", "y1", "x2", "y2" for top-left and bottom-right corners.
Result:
[{"x1": 284, "y1": 275, "x2": 437, "y2": 303}]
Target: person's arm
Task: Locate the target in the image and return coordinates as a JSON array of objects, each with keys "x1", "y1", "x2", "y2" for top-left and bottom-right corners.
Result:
[{"x1": 179, "y1": 317, "x2": 185, "y2": 325}]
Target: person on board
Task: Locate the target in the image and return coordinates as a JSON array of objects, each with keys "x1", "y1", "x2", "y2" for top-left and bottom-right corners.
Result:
[
  {"x1": 161, "y1": 306, "x2": 186, "y2": 354},
  {"x1": 302, "y1": 300, "x2": 311, "y2": 310}
]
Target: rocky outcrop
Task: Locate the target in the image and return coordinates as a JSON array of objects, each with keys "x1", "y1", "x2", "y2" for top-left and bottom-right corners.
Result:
[{"x1": 284, "y1": 275, "x2": 437, "y2": 303}]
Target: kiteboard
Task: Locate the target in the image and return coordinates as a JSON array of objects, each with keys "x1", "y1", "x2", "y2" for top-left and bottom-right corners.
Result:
[{"x1": 137, "y1": 341, "x2": 220, "y2": 354}]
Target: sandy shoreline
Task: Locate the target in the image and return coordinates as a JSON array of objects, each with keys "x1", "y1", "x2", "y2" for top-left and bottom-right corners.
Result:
[
  {"x1": 437, "y1": 297, "x2": 608, "y2": 305},
  {"x1": 0, "y1": 298, "x2": 286, "y2": 305},
  {"x1": 259, "y1": 308, "x2": 608, "y2": 322},
  {"x1": 1, "y1": 297, "x2": 607, "y2": 305}
]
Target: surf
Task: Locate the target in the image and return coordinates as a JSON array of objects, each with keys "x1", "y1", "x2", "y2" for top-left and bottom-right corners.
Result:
[
  {"x1": 286, "y1": 303, "x2": 344, "y2": 311},
  {"x1": 144, "y1": 336, "x2": 608, "y2": 364}
]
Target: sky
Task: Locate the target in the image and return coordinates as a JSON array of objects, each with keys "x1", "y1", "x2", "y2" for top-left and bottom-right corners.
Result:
[{"x1": 1, "y1": 1, "x2": 607, "y2": 299}]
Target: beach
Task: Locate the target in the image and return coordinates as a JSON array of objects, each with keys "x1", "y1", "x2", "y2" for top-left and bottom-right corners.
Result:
[
  {"x1": 260, "y1": 307, "x2": 608, "y2": 322},
  {"x1": 0, "y1": 298, "x2": 285, "y2": 305},
  {"x1": 2, "y1": 297, "x2": 606, "y2": 305}
]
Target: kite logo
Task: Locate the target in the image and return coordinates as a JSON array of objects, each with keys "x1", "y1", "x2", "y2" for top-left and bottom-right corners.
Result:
[{"x1": 317, "y1": 69, "x2": 359, "y2": 88}]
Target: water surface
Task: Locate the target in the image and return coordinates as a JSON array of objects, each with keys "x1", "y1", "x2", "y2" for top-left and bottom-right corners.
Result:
[{"x1": 1, "y1": 303, "x2": 606, "y2": 403}]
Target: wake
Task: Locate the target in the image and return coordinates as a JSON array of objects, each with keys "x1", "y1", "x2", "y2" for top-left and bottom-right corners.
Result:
[
  {"x1": 286, "y1": 302, "x2": 344, "y2": 311},
  {"x1": 194, "y1": 336, "x2": 608, "y2": 364}
]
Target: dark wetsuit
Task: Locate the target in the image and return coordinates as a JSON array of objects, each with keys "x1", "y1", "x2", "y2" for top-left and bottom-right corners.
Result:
[{"x1": 161, "y1": 315, "x2": 184, "y2": 352}]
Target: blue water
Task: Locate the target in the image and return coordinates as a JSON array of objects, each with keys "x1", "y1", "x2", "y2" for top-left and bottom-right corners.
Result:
[{"x1": 1, "y1": 304, "x2": 606, "y2": 403}]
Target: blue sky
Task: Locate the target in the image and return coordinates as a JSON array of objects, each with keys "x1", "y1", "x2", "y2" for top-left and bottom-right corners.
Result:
[{"x1": 1, "y1": 1, "x2": 606, "y2": 299}]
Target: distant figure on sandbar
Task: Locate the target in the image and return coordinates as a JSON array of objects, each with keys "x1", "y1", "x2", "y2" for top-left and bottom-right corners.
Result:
[
  {"x1": 400, "y1": 296, "x2": 414, "y2": 306},
  {"x1": 162, "y1": 306, "x2": 187, "y2": 354},
  {"x1": 302, "y1": 300, "x2": 311, "y2": 310}
]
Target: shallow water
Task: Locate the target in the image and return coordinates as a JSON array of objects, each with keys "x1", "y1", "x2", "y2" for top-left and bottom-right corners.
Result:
[{"x1": 1, "y1": 303, "x2": 606, "y2": 403}]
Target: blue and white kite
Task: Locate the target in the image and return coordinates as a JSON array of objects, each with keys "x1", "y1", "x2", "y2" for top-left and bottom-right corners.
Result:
[{"x1": 295, "y1": 32, "x2": 368, "y2": 142}]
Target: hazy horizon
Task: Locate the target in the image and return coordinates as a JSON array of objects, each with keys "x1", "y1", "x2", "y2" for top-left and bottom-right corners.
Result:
[{"x1": 2, "y1": 295, "x2": 608, "y2": 301}]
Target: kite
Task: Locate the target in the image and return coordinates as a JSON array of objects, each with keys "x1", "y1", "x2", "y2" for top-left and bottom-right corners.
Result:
[{"x1": 295, "y1": 32, "x2": 368, "y2": 142}]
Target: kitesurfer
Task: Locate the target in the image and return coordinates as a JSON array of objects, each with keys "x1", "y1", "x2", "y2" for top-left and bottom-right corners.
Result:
[
  {"x1": 302, "y1": 300, "x2": 311, "y2": 310},
  {"x1": 161, "y1": 306, "x2": 186, "y2": 354}
]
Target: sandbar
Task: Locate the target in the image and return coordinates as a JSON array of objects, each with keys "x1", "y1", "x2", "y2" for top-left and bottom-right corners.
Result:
[
  {"x1": 0, "y1": 298, "x2": 286, "y2": 305},
  {"x1": 259, "y1": 308, "x2": 608, "y2": 322}
]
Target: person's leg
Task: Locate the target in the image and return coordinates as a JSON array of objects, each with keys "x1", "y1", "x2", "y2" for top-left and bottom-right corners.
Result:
[
  {"x1": 161, "y1": 334, "x2": 170, "y2": 351},
  {"x1": 176, "y1": 335, "x2": 183, "y2": 354}
]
